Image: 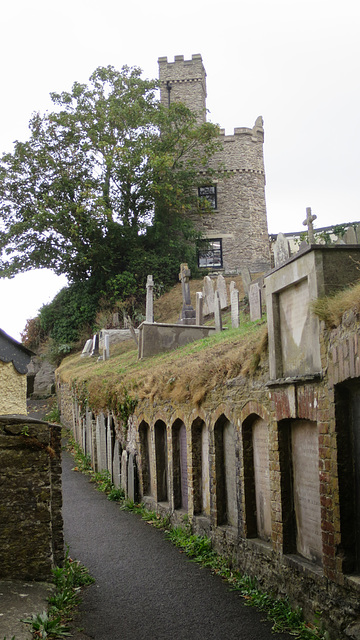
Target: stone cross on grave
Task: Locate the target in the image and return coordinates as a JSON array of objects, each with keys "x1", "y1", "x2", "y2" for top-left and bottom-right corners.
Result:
[
  {"x1": 178, "y1": 263, "x2": 196, "y2": 325},
  {"x1": 303, "y1": 207, "x2": 317, "y2": 244}
]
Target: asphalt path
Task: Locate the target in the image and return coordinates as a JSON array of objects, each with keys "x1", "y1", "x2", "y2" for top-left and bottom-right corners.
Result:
[{"x1": 62, "y1": 451, "x2": 287, "y2": 640}]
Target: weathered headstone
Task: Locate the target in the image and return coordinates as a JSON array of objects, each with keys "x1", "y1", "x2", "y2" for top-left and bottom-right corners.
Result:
[
  {"x1": 113, "y1": 440, "x2": 121, "y2": 488},
  {"x1": 112, "y1": 312, "x2": 120, "y2": 327},
  {"x1": 81, "y1": 339, "x2": 93, "y2": 358},
  {"x1": 214, "y1": 290, "x2": 222, "y2": 332},
  {"x1": 291, "y1": 421, "x2": 322, "y2": 564},
  {"x1": 90, "y1": 333, "x2": 99, "y2": 358},
  {"x1": 249, "y1": 282, "x2": 262, "y2": 322},
  {"x1": 216, "y1": 274, "x2": 228, "y2": 309},
  {"x1": 121, "y1": 450, "x2": 128, "y2": 495},
  {"x1": 343, "y1": 226, "x2": 357, "y2": 245},
  {"x1": 178, "y1": 263, "x2": 196, "y2": 325},
  {"x1": 196, "y1": 292, "x2": 204, "y2": 326},
  {"x1": 229, "y1": 280, "x2": 236, "y2": 298},
  {"x1": 203, "y1": 276, "x2": 215, "y2": 316},
  {"x1": 252, "y1": 418, "x2": 272, "y2": 541},
  {"x1": 241, "y1": 267, "x2": 252, "y2": 295},
  {"x1": 146, "y1": 275, "x2": 154, "y2": 323},
  {"x1": 231, "y1": 289, "x2": 239, "y2": 329},
  {"x1": 127, "y1": 453, "x2": 137, "y2": 502},
  {"x1": 303, "y1": 207, "x2": 317, "y2": 244},
  {"x1": 273, "y1": 233, "x2": 290, "y2": 267},
  {"x1": 103, "y1": 334, "x2": 110, "y2": 361}
]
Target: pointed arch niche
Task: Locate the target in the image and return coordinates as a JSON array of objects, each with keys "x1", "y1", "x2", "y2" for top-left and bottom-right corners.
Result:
[
  {"x1": 191, "y1": 418, "x2": 210, "y2": 516},
  {"x1": 155, "y1": 420, "x2": 168, "y2": 502},
  {"x1": 172, "y1": 419, "x2": 188, "y2": 511},
  {"x1": 242, "y1": 414, "x2": 272, "y2": 542},
  {"x1": 139, "y1": 420, "x2": 152, "y2": 497},
  {"x1": 214, "y1": 414, "x2": 237, "y2": 527}
]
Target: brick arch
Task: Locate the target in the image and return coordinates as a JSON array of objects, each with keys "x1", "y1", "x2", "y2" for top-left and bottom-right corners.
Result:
[{"x1": 240, "y1": 400, "x2": 271, "y2": 426}]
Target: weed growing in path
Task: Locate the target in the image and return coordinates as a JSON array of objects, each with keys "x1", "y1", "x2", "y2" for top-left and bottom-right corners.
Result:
[{"x1": 22, "y1": 548, "x2": 94, "y2": 639}]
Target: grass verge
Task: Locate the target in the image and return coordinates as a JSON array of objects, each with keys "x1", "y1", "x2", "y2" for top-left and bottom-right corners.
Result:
[{"x1": 66, "y1": 432, "x2": 329, "y2": 640}]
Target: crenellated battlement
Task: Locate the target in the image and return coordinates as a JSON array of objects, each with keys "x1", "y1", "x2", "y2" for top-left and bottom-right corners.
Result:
[{"x1": 158, "y1": 54, "x2": 207, "y2": 122}]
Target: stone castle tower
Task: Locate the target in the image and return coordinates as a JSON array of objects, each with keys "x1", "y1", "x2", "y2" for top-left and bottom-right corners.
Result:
[{"x1": 158, "y1": 54, "x2": 270, "y2": 274}]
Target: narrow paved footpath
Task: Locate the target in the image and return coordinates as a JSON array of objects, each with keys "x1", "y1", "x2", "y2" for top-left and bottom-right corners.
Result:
[{"x1": 62, "y1": 451, "x2": 286, "y2": 640}]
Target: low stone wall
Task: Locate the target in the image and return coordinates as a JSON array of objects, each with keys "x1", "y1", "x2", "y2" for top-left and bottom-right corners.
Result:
[{"x1": 0, "y1": 415, "x2": 63, "y2": 580}]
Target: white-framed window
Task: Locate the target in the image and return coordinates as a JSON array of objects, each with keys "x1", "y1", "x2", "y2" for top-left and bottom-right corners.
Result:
[{"x1": 198, "y1": 238, "x2": 223, "y2": 268}]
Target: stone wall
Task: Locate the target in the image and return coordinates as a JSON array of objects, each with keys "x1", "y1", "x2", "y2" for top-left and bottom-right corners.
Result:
[
  {"x1": 158, "y1": 55, "x2": 270, "y2": 275},
  {"x1": 0, "y1": 361, "x2": 27, "y2": 414},
  {"x1": 0, "y1": 416, "x2": 63, "y2": 580}
]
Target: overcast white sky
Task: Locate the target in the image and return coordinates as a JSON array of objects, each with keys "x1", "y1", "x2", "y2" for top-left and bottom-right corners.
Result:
[{"x1": 0, "y1": 0, "x2": 359, "y2": 340}]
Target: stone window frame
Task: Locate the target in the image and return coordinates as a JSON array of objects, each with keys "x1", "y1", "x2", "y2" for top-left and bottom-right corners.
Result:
[{"x1": 198, "y1": 238, "x2": 223, "y2": 269}]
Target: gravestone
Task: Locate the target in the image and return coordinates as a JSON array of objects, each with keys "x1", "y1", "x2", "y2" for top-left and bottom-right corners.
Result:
[
  {"x1": 113, "y1": 440, "x2": 121, "y2": 488},
  {"x1": 214, "y1": 291, "x2": 222, "y2": 332},
  {"x1": 196, "y1": 292, "x2": 204, "y2": 326},
  {"x1": 241, "y1": 267, "x2": 252, "y2": 295},
  {"x1": 178, "y1": 263, "x2": 196, "y2": 325},
  {"x1": 90, "y1": 333, "x2": 99, "y2": 358},
  {"x1": 291, "y1": 420, "x2": 322, "y2": 564},
  {"x1": 217, "y1": 274, "x2": 228, "y2": 309},
  {"x1": 112, "y1": 312, "x2": 120, "y2": 327},
  {"x1": 121, "y1": 450, "x2": 128, "y2": 495},
  {"x1": 81, "y1": 339, "x2": 93, "y2": 358},
  {"x1": 273, "y1": 233, "x2": 290, "y2": 267},
  {"x1": 343, "y1": 226, "x2": 357, "y2": 245},
  {"x1": 355, "y1": 224, "x2": 360, "y2": 244},
  {"x1": 252, "y1": 418, "x2": 271, "y2": 541},
  {"x1": 146, "y1": 275, "x2": 154, "y2": 323},
  {"x1": 231, "y1": 289, "x2": 239, "y2": 329},
  {"x1": 249, "y1": 282, "x2": 262, "y2": 321},
  {"x1": 229, "y1": 281, "x2": 236, "y2": 298},
  {"x1": 303, "y1": 207, "x2": 317, "y2": 244},
  {"x1": 127, "y1": 453, "x2": 137, "y2": 502},
  {"x1": 203, "y1": 276, "x2": 215, "y2": 316},
  {"x1": 103, "y1": 334, "x2": 110, "y2": 361}
]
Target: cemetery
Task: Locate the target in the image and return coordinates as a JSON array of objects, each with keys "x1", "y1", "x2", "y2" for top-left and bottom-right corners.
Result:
[{"x1": 57, "y1": 236, "x2": 360, "y2": 640}]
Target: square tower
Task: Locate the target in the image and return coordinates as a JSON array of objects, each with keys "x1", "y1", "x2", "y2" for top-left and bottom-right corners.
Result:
[{"x1": 158, "y1": 54, "x2": 207, "y2": 123}]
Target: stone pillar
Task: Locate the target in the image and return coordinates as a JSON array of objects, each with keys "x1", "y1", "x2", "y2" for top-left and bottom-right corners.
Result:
[
  {"x1": 214, "y1": 291, "x2": 222, "y2": 332},
  {"x1": 231, "y1": 289, "x2": 239, "y2": 329},
  {"x1": 196, "y1": 292, "x2": 204, "y2": 325},
  {"x1": 103, "y1": 334, "x2": 110, "y2": 361},
  {"x1": 146, "y1": 275, "x2": 154, "y2": 323}
]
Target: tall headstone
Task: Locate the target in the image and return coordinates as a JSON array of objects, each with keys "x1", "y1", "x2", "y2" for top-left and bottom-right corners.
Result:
[
  {"x1": 231, "y1": 289, "x2": 239, "y2": 329},
  {"x1": 178, "y1": 263, "x2": 196, "y2": 325},
  {"x1": 90, "y1": 333, "x2": 99, "y2": 358},
  {"x1": 241, "y1": 267, "x2": 252, "y2": 295},
  {"x1": 273, "y1": 233, "x2": 291, "y2": 267},
  {"x1": 103, "y1": 334, "x2": 110, "y2": 361},
  {"x1": 127, "y1": 453, "x2": 137, "y2": 502},
  {"x1": 146, "y1": 275, "x2": 154, "y2": 323},
  {"x1": 216, "y1": 274, "x2": 228, "y2": 309},
  {"x1": 303, "y1": 207, "x2": 317, "y2": 244},
  {"x1": 196, "y1": 292, "x2": 204, "y2": 326},
  {"x1": 121, "y1": 450, "x2": 128, "y2": 495},
  {"x1": 214, "y1": 291, "x2": 222, "y2": 332},
  {"x1": 355, "y1": 224, "x2": 360, "y2": 244},
  {"x1": 249, "y1": 282, "x2": 262, "y2": 321},
  {"x1": 203, "y1": 276, "x2": 215, "y2": 316},
  {"x1": 229, "y1": 281, "x2": 236, "y2": 298},
  {"x1": 112, "y1": 312, "x2": 120, "y2": 327}
]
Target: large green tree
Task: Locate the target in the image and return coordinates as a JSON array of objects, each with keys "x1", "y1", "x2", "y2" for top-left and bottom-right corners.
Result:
[{"x1": 0, "y1": 65, "x2": 220, "y2": 287}]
